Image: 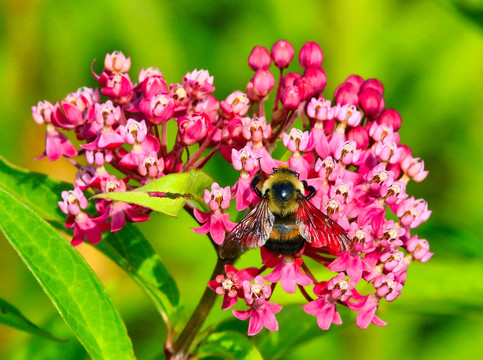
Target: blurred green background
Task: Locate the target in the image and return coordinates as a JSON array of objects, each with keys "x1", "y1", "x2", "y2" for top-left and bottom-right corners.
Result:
[{"x1": 1, "y1": 0, "x2": 482, "y2": 359}]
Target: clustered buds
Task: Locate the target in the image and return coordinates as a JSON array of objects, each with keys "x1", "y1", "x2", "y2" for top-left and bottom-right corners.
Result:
[{"x1": 33, "y1": 40, "x2": 431, "y2": 337}]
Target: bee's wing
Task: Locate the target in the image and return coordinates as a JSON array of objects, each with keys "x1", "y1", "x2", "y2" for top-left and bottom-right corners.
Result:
[
  {"x1": 296, "y1": 197, "x2": 352, "y2": 254},
  {"x1": 219, "y1": 198, "x2": 274, "y2": 259}
]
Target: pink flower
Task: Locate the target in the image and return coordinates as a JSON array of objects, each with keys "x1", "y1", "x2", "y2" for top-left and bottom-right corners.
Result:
[
  {"x1": 208, "y1": 265, "x2": 258, "y2": 310},
  {"x1": 334, "y1": 141, "x2": 361, "y2": 165},
  {"x1": 192, "y1": 211, "x2": 236, "y2": 245},
  {"x1": 138, "y1": 152, "x2": 165, "y2": 178},
  {"x1": 32, "y1": 100, "x2": 55, "y2": 125},
  {"x1": 359, "y1": 88, "x2": 383, "y2": 117},
  {"x1": 183, "y1": 69, "x2": 215, "y2": 99},
  {"x1": 379, "y1": 109, "x2": 402, "y2": 131},
  {"x1": 101, "y1": 73, "x2": 133, "y2": 105},
  {"x1": 66, "y1": 212, "x2": 110, "y2": 246},
  {"x1": 394, "y1": 197, "x2": 431, "y2": 228},
  {"x1": 263, "y1": 256, "x2": 313, "y2": 294},
  {"x1": 233, "y1": 276, "x2": 283, "y2": 336},
  {"x1": 220, "y1": 91, "x2": 250, "y2": 119},
  {"x1": 58, "y1": 187, "x2": 88, "y2": 216},
  {"x1": 335, "y1": 104, "x2": 362, "y2": 127},
  {"x1": 204, "y1": 183, "x2": 232, "y2": 212},
  {"x1": 118, "y1": 119, "x2": 148, "y2": 145},
  {"x1": 348, "y1": 293, "x2": 387, "y2": 329},
  {"x1": 406, "y1": 235, "x2": 433, "y2": 262},
  {"x1": 400, "y1": 156, "x2": 429, "y2": 182},
  {"x1": 37, "y1": 125, "x2": 77, "y2": 161},
  {"x1": 241, "y1": 116, "x2": 272, "y2": 148},
  {"x1": 177, "y1": 113, "x2": 210, "y2": 146},
  {"x1": 302, "y1": 274, "x2": 354, "y2": 330},
  {"x1": 192, "y1": 183, "x2": 236, "y2": 244},
  {"x1": 104, "y1": 51, "x2": 131, "y2": 73},
  {"x1": 307, "y1": 98, "x2": 335, "y2": 122},
  {"x1": 138, "y1": 67, "x2": 168, "y2": 98},
  {"x1": 99, "y1": 176, "x2": 150, "y2": 232},
  {"x1": 139, "y1": 92, "x2": 175, "y2": 124},
  {"x1": 283, "y1": 128, "x2": 313, "y2": 153},
  {"x1": 374, "y1": 273, "x2": 403, "y2": 302}
]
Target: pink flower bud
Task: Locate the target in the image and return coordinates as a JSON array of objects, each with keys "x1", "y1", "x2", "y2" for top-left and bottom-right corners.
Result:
[
  {"x1": 299, "y1": 41, "x2": 323, "y2": 69},
  {"x1": 101, "y1": 73, "x2": 133, "y2": 105},
  {"x1": 280, "y1": 85, "x2": 301, "y2": 110},
  {"x1": 139, "y1": 93, "x2": 175, "y2": 125},
  {"x1": 398, "y1": 144, "x2": 412, "y2": 164},
  {"x1": 334, "y1": 83, "x2": 358, "y2": 106},
  {"x1": 248, "y1": 46, "x2": 271, "y2": 71},
  {"x1": 348, "y1": 126, "x2": 369, "y2": 149},
  {"x1": 32, "y1": 101, "x2": 54, "y2": 125},
  {"x1": 252, "y1": 69, "x2": 275, "y2": 98},
  {"x1": 183, "y1": 69, "x2": 215, "y2": 100},
  {"x1": 304, "y1": 67, "x2": 327, "y2": 95},
  {"x1": 283, "y1": 72, "x2": 302, "y2": 88},
  {"x1": 359, "y1": 88, "x2": 383, "y2": 117},
  {"x1": 178, "y1": 113, "x2": 210, "y2": 146},
  {"x1": 361, "y1": 78, "x2": 384, "y2": 95},
  {"x1": 294, "y1": 77, "x2": 314, "y2": 101},
  {"x1": 379, "y1": 109, "x2": 402, "y2": 131},
  {"x1": 140, "y1": 72, "x2": 168, "y2": 98},
  {"x1": 344, "y1": 74, "x2": 365, "y2": 93},
  {"x1": 104, "y1": 51, "x2": 131, "y2": 73},
  {"x1": 271, "y1": 40, "x2": 294, "y2": 69}
]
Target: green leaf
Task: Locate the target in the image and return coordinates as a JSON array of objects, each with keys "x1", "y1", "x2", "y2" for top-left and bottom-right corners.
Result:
[
  {"x1": 97, "y1": 224, "x2": 182, "y2": 323},
  {"x1": 93, "y1": 169, "x2": 213, "y2": 216},
  {"x1": 0, "y1": 298, "x2": 63, "y2": 341},
  {"x1": 197, "y1": 331, "x2": 263, "y2": 360},
  {"x1": 0, "y1": 188, "x2": 135, "y2": 360},
  {"x1": 17, "y1": 314, "x2": 89, "y2": 360},
  {"x1": 0, "y1": 157, "x2": 182, "y2": 330},
  {"x1": 0, "y1": 156, "x2": 70, "y2": 223}
]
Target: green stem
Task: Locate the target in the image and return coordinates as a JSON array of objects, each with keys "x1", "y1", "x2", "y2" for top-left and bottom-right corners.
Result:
[{"x1": 168, "y1": 256, "x2": 235, "y2": 359}]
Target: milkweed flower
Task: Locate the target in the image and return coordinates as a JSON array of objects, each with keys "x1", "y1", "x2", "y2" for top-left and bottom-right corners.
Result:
[{"x1": 32, "y1": 41, "x2": 431, "y2": 337}]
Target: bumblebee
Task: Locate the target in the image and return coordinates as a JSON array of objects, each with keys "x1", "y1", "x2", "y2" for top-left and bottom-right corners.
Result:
[{"x1": 220, "y1": 166, "x2": 352, "y2": 259}]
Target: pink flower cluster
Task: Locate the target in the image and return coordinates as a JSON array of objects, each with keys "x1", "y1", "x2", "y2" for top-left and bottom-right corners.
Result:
[
  {"x1": 32, "y1": 51, "x2": 228, "y2": 244},
  {"x1": 200, "y1": 41, "x2": 432, "y2": 335},
  {"x1": 32, "y1": 41, "x2": 431, "y2": 336}
]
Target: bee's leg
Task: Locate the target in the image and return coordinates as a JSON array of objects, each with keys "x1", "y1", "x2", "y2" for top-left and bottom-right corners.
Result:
[
  {"x1": 251, "y1": 173, "x2": 262, "y2": 198},
  {"x1": 302, "y1": 180, "x2": 316, "y2": 200}
]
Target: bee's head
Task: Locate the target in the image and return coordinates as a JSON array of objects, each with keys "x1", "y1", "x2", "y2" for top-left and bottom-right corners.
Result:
[{"x1": 269, "y1": 180, "x2": 299, "y2": 204}]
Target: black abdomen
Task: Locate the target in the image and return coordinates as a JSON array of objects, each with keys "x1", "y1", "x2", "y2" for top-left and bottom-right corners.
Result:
[
  {"x1": 264, "y1": 215, "x2": 305, "y2": 255},
  {"x1": 264, "y1": 237, "x2": 305, "y2": 255}
]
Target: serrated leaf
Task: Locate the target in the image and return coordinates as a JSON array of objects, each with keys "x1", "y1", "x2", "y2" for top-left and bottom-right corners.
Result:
[
  {"x1": 93, "y1": 169, "x2": 213, "y2": 216},
  {"x1": 0, "y1": 188, "x2": 135, "y2": 360},
  {"x1": 197, "y1": 331, "x2": 263, "y2": 360},
  {"x1": 0, "y1": 298, "x2": 63, "y2": 341}
]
